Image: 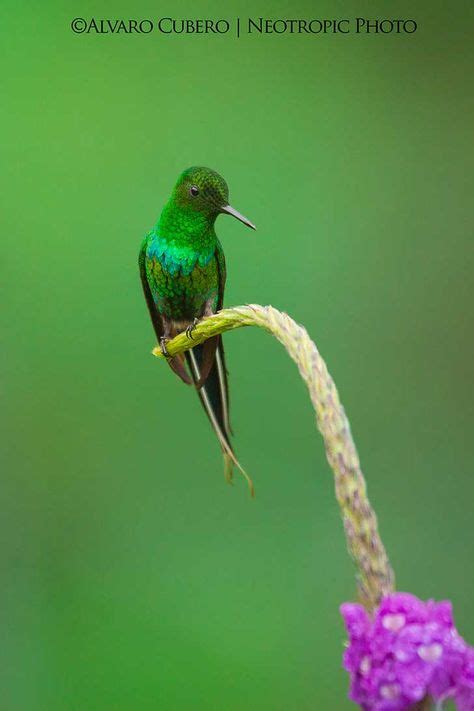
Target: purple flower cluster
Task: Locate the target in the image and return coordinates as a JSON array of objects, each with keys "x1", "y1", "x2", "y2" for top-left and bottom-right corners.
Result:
[{"x1": 340, "y1": 592, "x2": 474, "y2": 710}]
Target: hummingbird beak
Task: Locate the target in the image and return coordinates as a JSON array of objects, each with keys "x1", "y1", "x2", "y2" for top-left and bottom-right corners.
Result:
[{"x1": 221, "y1": 204, "x2": 256, "y2": 230}]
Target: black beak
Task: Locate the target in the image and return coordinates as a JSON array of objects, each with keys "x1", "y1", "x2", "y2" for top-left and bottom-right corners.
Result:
[{"x1": 221, "y1": 204, "x2": 256, "y2": 230}]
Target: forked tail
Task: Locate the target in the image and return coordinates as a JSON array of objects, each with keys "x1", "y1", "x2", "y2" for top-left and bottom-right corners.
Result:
[{"x1": 185, "y1": 338, "x2": 253, "y2": 495}]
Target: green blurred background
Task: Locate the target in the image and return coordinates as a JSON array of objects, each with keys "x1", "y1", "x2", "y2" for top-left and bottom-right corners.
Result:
[{"x1": 2, "y1": 0, "x2": 473, "y2": 708}]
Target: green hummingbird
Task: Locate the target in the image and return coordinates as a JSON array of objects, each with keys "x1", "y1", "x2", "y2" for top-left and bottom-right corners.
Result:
[{"x1": 139, "y1": 167, "x2": 256, "y2": 489}]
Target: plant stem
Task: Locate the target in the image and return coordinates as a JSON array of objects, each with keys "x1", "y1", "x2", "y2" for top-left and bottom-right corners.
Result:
[{"x1": 153, "y1": 304, "x2": 395, "y2": 610}]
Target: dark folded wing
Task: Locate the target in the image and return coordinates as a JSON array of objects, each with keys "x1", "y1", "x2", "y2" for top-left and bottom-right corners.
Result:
[
  {"x1": 215, "y1": 239, "x2": 226, "y2": 311},
  {"x1": 138, "y1": 237, "x2": 164, "y2": 342}
]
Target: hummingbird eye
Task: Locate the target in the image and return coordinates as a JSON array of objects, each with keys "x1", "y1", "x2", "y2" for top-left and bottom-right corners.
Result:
[{"x1": 190, "y1": 185, "x2": 199, "y2": 197}]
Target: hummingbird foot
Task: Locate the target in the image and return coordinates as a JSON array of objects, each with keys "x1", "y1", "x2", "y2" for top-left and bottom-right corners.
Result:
[
  {"x1": 159, "y1": 336, "x2": 170, "y2": 358},
  {"x1": 185, "y1": 318, "x2": 199, "y2": 341}
]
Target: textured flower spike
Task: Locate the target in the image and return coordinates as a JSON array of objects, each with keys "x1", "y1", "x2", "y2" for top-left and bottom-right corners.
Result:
[
  {"x1": 341, "y1": 593, "x2": 474, "y2": 710},
  {"x1": 152, "y1": 306, "x2": 473, "y2": 710},
  {"x1": 153, "y1": 305, "x2": 395, "y2": 607}
]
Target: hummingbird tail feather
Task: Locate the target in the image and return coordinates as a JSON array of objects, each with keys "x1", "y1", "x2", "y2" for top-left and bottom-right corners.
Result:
[
  {"x1": 194, "y1": 336, "x2": 219, "y2": 389},
  {"x1": 168, "y1": 353, "x2": 193, "y2": 385},
  {"x1": 185, "y1": 341, "x2": 253, "y2": 496}
]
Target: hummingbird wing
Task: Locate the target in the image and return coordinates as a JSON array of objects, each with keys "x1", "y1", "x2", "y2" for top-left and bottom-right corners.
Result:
[
  {"x1": 184, "y1": 241, "x2": 252, "y2": 488},
  {"x1": 139, "y1": 239, "x2": 164, "y2": 341},
  {"x1": 206, "y1": 240, "x2": 230, "y2": 433},
  {"x1": 186, "y1": 337, "x2": 250, "y2": 490},
  {"x1": 138, "y1": 239, "x2": 192, "y2": 385},
  {"x1": 192, "y1": 241, "x2": 226, "y2": 387},
  {"x1": 214, "y1": 238, "x2": 226, "y2": 311},
  {"x1": 185, "y1": 242, "x2": 229, "y2": 434}
]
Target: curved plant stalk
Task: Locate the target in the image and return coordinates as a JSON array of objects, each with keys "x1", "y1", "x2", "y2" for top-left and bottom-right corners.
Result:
[{"x1": 153, "y1": 304, "x2": 395, "y2": 612}]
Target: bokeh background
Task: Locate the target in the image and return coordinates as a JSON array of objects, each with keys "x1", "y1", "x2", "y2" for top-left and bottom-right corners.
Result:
[{"x1": 2, "y1": 0, "x2": 473, "y2": 708}]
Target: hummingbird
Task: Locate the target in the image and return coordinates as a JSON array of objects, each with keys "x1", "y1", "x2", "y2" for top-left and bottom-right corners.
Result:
[{"x1": 139, "y1": 167, "x2": 256, "y2": 488}]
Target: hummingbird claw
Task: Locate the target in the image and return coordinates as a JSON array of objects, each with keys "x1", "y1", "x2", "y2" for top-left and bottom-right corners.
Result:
[
  {"x1": 185, "y1": 318, "x2": 199, "y2": 341},
  {"x1": 159, "y1": 336, "x2": 170, "y2": 358}
]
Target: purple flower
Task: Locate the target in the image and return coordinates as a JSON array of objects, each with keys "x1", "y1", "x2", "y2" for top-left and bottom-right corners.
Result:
[
  {"x1": 455, "y1": 648, "x2": 474, "y2": 710},
  {"x1": 340, "y1": 592, "x2": 473, "y2": 710}
]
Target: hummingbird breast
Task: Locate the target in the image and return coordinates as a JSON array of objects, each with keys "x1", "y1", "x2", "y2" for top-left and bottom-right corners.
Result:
[{"x1": 147, "y1": 251, "x2": 219, "y2": 324}]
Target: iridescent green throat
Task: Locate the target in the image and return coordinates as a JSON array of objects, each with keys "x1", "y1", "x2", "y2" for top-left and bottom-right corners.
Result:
[{"x1": 146, "y1": 200, "x2": 218, "y2": 276}]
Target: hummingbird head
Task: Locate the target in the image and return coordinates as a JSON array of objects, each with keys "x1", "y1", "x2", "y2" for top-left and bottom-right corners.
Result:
[{"x1": 172, "y1": 166, "x2": 256, "y2": 230}]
